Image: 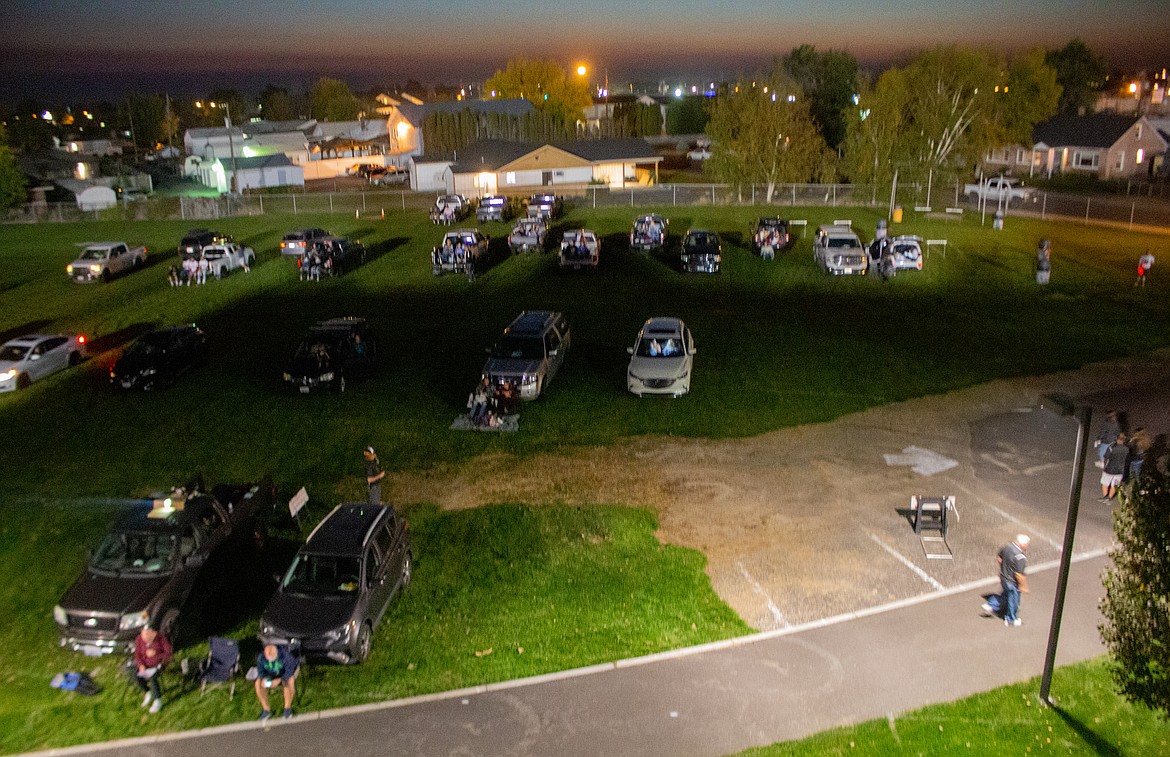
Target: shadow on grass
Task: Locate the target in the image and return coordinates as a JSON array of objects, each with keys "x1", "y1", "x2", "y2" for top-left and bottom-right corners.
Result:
[
  {"x1": 1051, "y1": 704, "x2": 1122, "y2": 757},
  {"x1": 0, "y1": 319, "x2": 54, "y2": 343}
]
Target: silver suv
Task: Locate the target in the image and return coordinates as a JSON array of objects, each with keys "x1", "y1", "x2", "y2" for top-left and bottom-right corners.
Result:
[
  {"x1": 814, "y1": 224, "x2": 868, "y2": 275},
  {"x1": 482, "y1": 311, "x2": 570, "y2": 400}
]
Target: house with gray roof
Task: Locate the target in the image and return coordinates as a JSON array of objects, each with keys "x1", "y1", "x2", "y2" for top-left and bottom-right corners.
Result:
[
  {"x1": 411, "y1": 138, "x2": 662, "y2": 195},
  {"x1": 982, "y1": 113, "x2": 1166, "y2": 180}
]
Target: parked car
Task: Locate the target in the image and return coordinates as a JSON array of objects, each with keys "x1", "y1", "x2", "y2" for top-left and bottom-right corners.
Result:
[
  {"x1": 508, "y1": 218, "x2": 547, "y2": 253},
  {"x1": 0, "y1": 333, "x2": 87, "y2": 392},
  {"x1": 259, "y1": 503, "x2": 412, "y2": 664},
  {"x1": 280, "y1": 228, "x2": 330, "y2": 257},
  {"x1": 814, "y1": 225, "x2": 868, "y2": 276},
  {"x1": 476, "y1": 195, "x2": 511, "y2": 223},
  {"x1": 200, "y1": 243, "x2": 255, "y2": 278},
  {"x1": 680, "y1": 230, "x2": 722, "y2": 274},
  {"x1": 430, "y1": 194, "x2": 471, "y2": 225},
  {"x1": 868, "y1": 235, "x2": 924, "y2": 271},
  {"x1": 963, "y1": 175, "x2": 1036, "y2": 205},
  {"x1": 66, "y1": 242, "x2": 147, "y2": 283},
  {"x1": 687, "y1": 145, "x2": 712, "y2": 161},
  {"x1": 626, "y1": 317, "x2": 696, "y2": 397},
  {"x1": 432, "y1": 229, "x2": 488, "y2": 276},
  {"x1": 369, "y1": 167, "x2": 409, "y2": 186},
  {"x1": 109, "y1": 325, "x2": 208, "y2": 390},
  {"x1": 559, "y1": 229, "x2": 600, "y2": 270},
  {"x1": 299, "y1": 236, "x2": 366, "y2": 279},
  {"x1": 482, "y1": 311, "x2": 570, "y2": 401},
  {"x1": 54, "y1": 482, "x2": 272, "y2": 655},
  {"x1": 283, "y1": 317, "x2": 376, "y2": 394},
  {"x1": 526, "y1": 193, "x2": 562, "y2": 221},
  {"x1": 630, "y1": 214, "x2": 668, "y2": 252},
  {"x1": 177, "y1": 229, "x2": 230, "y2": 260},
  {"x1": 751, "y1": 218, "x2": 790, "y2": 259}
]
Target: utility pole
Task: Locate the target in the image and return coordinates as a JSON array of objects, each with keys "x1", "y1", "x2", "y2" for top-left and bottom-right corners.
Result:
[{"x1": 224, "y1": 102, "x2": 239, "y2": 194}]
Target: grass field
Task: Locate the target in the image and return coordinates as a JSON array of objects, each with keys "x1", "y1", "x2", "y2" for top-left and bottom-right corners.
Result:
[
  {"x1": 737, "y1": 657, "x2": 1170, "y2": 756},
  {"x1": 2, "y1": 202, "x2": 1169, "y2": 753},
  {"x1": 0, "y1": 499, "x2": 749, "y2": 754},
  {"x1": 1, "y1": 205, "x2": 1167, "y2": 500}
]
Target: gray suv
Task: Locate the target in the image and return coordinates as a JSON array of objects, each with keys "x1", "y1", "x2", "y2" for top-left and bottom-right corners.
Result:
[
  {"x1": 259, "y1": 503, "x2": 411, "y2": 665},
  {"x1": 482, "y1": 311, "x2": 570, "y2": 401}
]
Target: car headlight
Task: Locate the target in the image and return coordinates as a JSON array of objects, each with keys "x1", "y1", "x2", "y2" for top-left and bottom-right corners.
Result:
[
  {"x1": 89, "y1": 264, "x2": 102, "y2": 274},
  {"x1": 119, "y1": 610, "x2": 150, "y2": 631},
  {"x1": 282, "y1": 372, "x2": 292, "y2": 381},
  {"x1": 322, "y1": 623, "x2": 353, "y2": 644},
  {"x1": 0, "y1": 369, "x2": 15, "y2": 381},
  {"x1": 66, "y1": 264, "x2": 74, "y2": 274},
  {"x1": 53, "y1": 605, "x2": 67, "y2": 625},
  {"x1": 318, "y1": 372, "x2": 335, "y2": 382},
  {"x1": 259, "y1": 622, "x2": 276, "y2": 637}
]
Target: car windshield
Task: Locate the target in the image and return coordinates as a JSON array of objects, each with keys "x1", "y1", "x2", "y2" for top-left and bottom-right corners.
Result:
[
  {"x1": 202, "y1": 249, "x2": 224, "y2": 258},
  {"x1": 827, "y1": 237, "x2": 858, "y2": 248},
  {"x1": 636, "y1": 335, "x2": 682, "y2": 357},
  {"x1": 492, "y1": 335, "x2": 545, "y2": 360},
  {"x1": 282, "y1": 554, "x2": 362, "y2": 595},
  {"x1": 79, "y1": 248, "x2": 106, "y2": 260},
  {"x1": 128, "y1": 337, "x2": 166, "y2": 356},
  {"x1": 91, "y1": 531, "x2": 180, "y2": 574},
  {"x1": 685, "y1": 234, "x2": 716, "y2": 249},
  {"x1": 294, "y1": 339, "x2": 336, "y2": 363},
  {"x1": 0, "y1": 345, "x2": 29, "y2": 361}
]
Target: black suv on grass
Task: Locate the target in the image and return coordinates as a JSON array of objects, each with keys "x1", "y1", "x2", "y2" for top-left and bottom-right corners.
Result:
[
  {"x1": 178, "y1": 229, "x2": 231, "y2": 260},
  {"x1": 259, "y1": 503, "x2": 412, "y2": 664},
  {"x1": 54, "y1": 483, "x2": 270, "y2": 655},
  {"x1": 282, "y1": 317, "x2": 375, "y2": 393},
  {"x1": 109, "y1": 325, "x2": 208, "y2": 390}
]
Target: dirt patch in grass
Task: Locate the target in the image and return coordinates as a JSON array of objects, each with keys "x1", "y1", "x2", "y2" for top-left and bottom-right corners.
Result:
[{"x1": 386, "y1": 349, "x2": 1170, "y2": 629}]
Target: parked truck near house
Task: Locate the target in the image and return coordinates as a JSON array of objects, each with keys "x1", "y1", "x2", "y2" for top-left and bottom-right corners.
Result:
[
  {"x1": 963, "y1": 176, "x2": 1036, "y2": 205},
  {"x1": 66, "y1": 242, "x2": 147, "y2": 283}
]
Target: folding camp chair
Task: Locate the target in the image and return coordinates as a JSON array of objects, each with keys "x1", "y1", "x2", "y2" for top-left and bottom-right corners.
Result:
[{"x1": 195, "y1": 637, "x2": 240, "y2": 699}]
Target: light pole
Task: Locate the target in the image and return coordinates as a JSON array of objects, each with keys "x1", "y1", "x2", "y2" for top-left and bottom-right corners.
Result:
[
  {"x1": 1037, "y1": 393, "x2": 1092, "y2": 704},
  {"x1": 222, "y1": 102, "x2": 239, "y2": 194}
]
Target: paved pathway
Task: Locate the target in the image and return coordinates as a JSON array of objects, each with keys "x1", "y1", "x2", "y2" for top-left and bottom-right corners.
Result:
[{"x1": 38, "y1": 553, "x2": 1109, "y2": 757}]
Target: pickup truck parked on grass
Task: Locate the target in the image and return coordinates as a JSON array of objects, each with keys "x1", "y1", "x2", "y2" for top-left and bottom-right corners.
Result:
[
  {"x1": 66, "y1": 242, "x2": 146, "y2": 283},
  {"x1": 964, "y1": 176, "x2": 1036, "y2": 205},
  {"x1": 200, "y1": 243, "x2": 255, "y2": 278}
]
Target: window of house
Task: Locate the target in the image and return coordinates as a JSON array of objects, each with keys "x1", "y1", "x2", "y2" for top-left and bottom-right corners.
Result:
[
  {"x1": 1073, "y1": 152, "x2": 1099, "y2": 168},
  {"x1": 1116, "y1": 152, "x2": 1125, "y2": 170},
  {"x1": 505, "y1": 172, "x2": 516, "y2": 185},
  {"x1": 1136, "y1": 124, "x2": 1143, "y2": 139},
  {"x1": 1137, "y1": 148, "x2": 1145, "y2": 164},
  {"x1": 1017, "y1": 149, "x2": 1027, "y2": 163}
]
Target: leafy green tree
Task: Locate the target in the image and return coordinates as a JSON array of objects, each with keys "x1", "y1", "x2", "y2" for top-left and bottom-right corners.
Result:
[
  {"x1": 995, "y1": 48, "x2": 1062, "y2": 146},
  {"x1": 1046, "y1": 39, "x2": 1107, "y2": 115},
  {"x1": 485, "y1": 58, "x2": 592, "y2": 124},
  {"x1": 1100, "y1": 468, "x2": 1170, "y2": 719},
  {"x1": 0, "y1": 123, "x2": 27, "y2": 209},
  {"x1": 665, "y1": 96, "x2": 708, "y2": 135},
  {"x1": 310, "y1": 78, "x2": 359, "y2": 122},
  {"x1": 705, "y1": 81, "x2": 830, "y2": 202},
  {"x1": 260, "y1": 85, "x2": 299, "y2": 121},
  {"x1": 202, "y1": 89, "x2": 250, "y2": 125},
  {"x1": 779, "y1": 44, "x2": 859, "y2": 150}
]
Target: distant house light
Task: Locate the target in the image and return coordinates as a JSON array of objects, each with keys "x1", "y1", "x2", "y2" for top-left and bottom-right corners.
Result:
[
  {"x1": 852, "y1": 94, "x2": 860, "y2": 105},
  {"x1": 1137, "y1": 148, "x2": 1145, "y2": 164},
  {"x1": 42, "y1": 110, "x2": 53, "y2": 121},
  {"x1": 505, "y1": 171, "x2": 516, "y2": 185},
  {"x1": 674, "y1": 88, "x2": 682, "y2": 97},
  {"x1": 76, "y1": 162, "x2": 88, "y2": 180},
  {"x1": 396, "y1": 121, "x2": 410, "y2": 139},
  {"x1": 787, "y1": 95, "x2": 796, "y2": 102},
  {"x1": 771, "y1": 94, "x2": 777, "y2": 102}
]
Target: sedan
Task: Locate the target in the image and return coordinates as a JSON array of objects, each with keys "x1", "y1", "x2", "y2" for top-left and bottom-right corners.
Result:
[
  {"x1": 626, "y1": 318, "x2": 695, "y2": 397},
  {"x1": 0, "y1": 334, "x2": 87, "y2": 392},
  {"x1": 110, "y1": 325, "x2": 208, "y2": 390}
]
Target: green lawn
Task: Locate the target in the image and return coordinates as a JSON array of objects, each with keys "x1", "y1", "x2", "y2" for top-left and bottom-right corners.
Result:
[
  {"x1": 1, "y1": 206, "x2": 1167, "y2": 500},
  {"x1": 0, "y1": 499, "x2": 748, "y2": 754},
  {"x1": 736, "y1": 657, "x2": 1170, "y2": 756}
]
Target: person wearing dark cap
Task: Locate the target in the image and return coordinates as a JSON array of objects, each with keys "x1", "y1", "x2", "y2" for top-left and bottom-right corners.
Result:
[{"x1": 364, "y1": 446, "x2": 384, "y2": 505}]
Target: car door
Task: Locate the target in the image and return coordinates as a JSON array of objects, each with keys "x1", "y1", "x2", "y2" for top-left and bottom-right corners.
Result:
[
  {"x1": 367, "y1": 527, "x2": 397, "y2": 624},
  {"x1": 373, "y1": 516, "x2": 406, "y2": 610}
]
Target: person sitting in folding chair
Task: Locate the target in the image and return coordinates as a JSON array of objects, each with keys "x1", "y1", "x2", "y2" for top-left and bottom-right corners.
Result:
[{"x1": 252, "y1": 643, "x2": 298, "y2": 720}]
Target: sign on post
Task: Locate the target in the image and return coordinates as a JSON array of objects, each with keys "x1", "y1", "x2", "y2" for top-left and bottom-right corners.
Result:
[{"x1": 288, "y1": 487, "x2": 309, "y2": 519}]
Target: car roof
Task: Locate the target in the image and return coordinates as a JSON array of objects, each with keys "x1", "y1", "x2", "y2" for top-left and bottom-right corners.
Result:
[
  {"x1": 110, "y1": 496, "x2": 219, "y2": 534},
  {"x1": 3, "y1": 334, "x2": 64, "y2": 346},
  {"x1": 311, "y1": 317, "x2": 366, "y2": 333},
  {"x1": 819, "y1": 224, "x2": 854, "y2": 233},
  {"x1": 303, "y1": 503, "x2": 389, "y2": 556},
  {"x1": 507, "y1": 310, "x2": 562, "y2": 336},
  {"x1": 641, "y1": 317, "x2": 684, "y2": 336}
]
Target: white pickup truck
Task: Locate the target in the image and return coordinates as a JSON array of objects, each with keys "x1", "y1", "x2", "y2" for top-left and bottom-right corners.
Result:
[
  {"x1": 201, "y1": 243, "x2": 255, "y2": 278},
  {"x1": 964, "y1": 176, "x2": 1036, "y2": 205},
  {"x1": 66, "y1": 242, "x2": 147, "y2": 283}
]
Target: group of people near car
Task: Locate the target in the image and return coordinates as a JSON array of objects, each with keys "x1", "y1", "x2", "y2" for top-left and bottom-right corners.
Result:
[
  {"x1": 127, "y1": 626, "x2": 299, "y2": 720},
  {"x1": 168, "y1": 257, "x2": 209, "y2": 286},
  {"x1": 466, "y1": 377, "x2": 519, "y2": 429},
  {"x1": 1094, "y1": 409, "x2": 1153, "y2": 502},
  {"x1": 297, "y1": 249, "x2": 335, "y2": 281}
]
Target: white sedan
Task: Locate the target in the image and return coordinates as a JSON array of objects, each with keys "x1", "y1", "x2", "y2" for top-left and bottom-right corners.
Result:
[
  {"x1": 0, "y1": 334, "x2": 87, "y2": 392},
  {"x1": 626, "y1": 317, "x2": 695, "y2": 397}
]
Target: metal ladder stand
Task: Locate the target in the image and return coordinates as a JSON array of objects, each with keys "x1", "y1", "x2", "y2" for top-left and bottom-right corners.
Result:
[{"x1": 910, "y1": 495, "x2": 958, "y2": 559}]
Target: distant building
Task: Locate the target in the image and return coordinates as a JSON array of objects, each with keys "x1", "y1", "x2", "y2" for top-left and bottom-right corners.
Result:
[
  {"x1": 981, "y1": 113, "x2": 1167, "y2": 180},
  {"x1": 185, "y1": 153, "x2": 304, "y2": 193},
  {"x1": 381, "y1": 98, "x2": 536, "y2": 166}
]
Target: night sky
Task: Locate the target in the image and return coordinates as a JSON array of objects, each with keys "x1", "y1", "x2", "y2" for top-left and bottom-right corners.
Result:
[{"x1": 3, "y1": 0, "x2": 1166, "y2": 103}]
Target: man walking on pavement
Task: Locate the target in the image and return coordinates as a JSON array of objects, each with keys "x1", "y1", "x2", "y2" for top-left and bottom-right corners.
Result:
[
  {"x1": 1094, "y1": 410, "x2": 1121, "y2": 468},
  {"x1": 1100, "y1": 433, "x2": 1129, "y2": 502},
  {"x1": 981, "y1": 534, "x2": 1030, "y2": 626},
  {"x1": 364, "y1": 446, "x2": 385, "y2": 506}
]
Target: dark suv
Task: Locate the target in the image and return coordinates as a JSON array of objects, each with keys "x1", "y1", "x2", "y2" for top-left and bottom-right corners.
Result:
[
  {"x1": 109, "y1": 325, "x2": 208, "y2": 390},
  {"x1": 283, "y1": 317, "x2": 375, "y2": 393},
  {"x1": 54, "y1": 483, "x2": 270, "y2": 655},
  {"x1": 178, "y1": 229, "x2": 230, "y2": 260},
  {"x1": 259, "y1": 503, "x2": 412, "y2": 664},
  {"x1": 280, "y1": 228, "x2": 330, "y2": 257}
]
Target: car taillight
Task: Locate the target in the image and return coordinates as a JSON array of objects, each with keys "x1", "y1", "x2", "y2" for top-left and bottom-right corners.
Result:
[{"x1": 76, "y1": 335, "x2": 87, "y2": 345}]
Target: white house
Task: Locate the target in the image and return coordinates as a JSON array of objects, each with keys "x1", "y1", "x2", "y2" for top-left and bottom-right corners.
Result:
[
  {"x1": 982, "y1": 114, "x2": 1167, "y2": 180},
  {"x1": 55, "y1": 180, "x2": 118, "y2": 211},
  {"x1": 187, "y1": 154, "x2": 304, "y2": 193}
]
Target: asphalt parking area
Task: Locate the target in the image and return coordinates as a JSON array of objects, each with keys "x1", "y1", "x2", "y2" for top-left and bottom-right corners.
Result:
[{"x1": 387, "y1": 349, "x2": 1170, "y2": 629}]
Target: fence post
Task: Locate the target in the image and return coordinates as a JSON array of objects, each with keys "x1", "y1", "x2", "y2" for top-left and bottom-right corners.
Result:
[
  {"x1": 1085, "y1": 197, "x2": 1090, "y2": 225},
  {"x1": 401, "y1": 192, "x2": 405, "y2": 211},
  {"x1": 751, "y1": 184, "x2": 755, "y2": 205},
  {"x1": 292, "y1": 194, "x2": 297, "y2": 215},
  {"x1": 711, "y1": 185, "x2": 715, "y2": 205},
  {"x1": 329, "y1": 194, "x2": 334, "y2": 214},
  {"x1": 259, "y1": 195, "x2": 264, "y2": 214},
  {"x1": 630, "y1": 189, "x2": 634, "y2": 207},
  {"x1": 673, "y1": 185, "x2": 676, "y2": 206},
  {"x1": 792, "y1": 184, "x2": 796, "y2": 205},
  {"x1": 832, "y1": 185, "x2": 837, "y2": 207},
  {"x1": 363, "y1": 193, "x2": 367, "y2": 211},
  {"x1": 1041, "y1": 192, "x2": 1046, "y2": 220},
  {"x1": 592, "y1": 187, "x2": 596, "y2": 209},
  {"x1": 1130, "y1": 202, "x2": 1135, "y2": 230}
]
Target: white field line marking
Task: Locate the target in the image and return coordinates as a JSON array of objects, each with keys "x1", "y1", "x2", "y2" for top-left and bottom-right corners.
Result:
[
  {"x1": 736, "y1": 560, "x2": 788, "y2": 628},
  {"x1": 867, "y1": 532, "x2": 946, "y2": 591},
  {"x1": 945, "y1": 480, "x2": 1063, "y2": 551}
]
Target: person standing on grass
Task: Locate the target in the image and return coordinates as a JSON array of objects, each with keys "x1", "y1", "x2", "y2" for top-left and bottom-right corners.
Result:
[
  {"x1": 981, "y1": 534, "x2": 1030, "y2": 627},
  {"x1": 132, "y1": 625, "x2": 172, "y2": 713},
  {"x1": 1036, "y1": 239, "x2": 1051, "y2": 285},
  {"x1": 1100, "y1": 433, "x2": 1129, "y2": 502},
  {"x1": 364, "y1": 446, "x2": 384, "y2": 506},
  {"x1": 1136, "y1": 250, "x2": 1154, "y2": 287}
]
